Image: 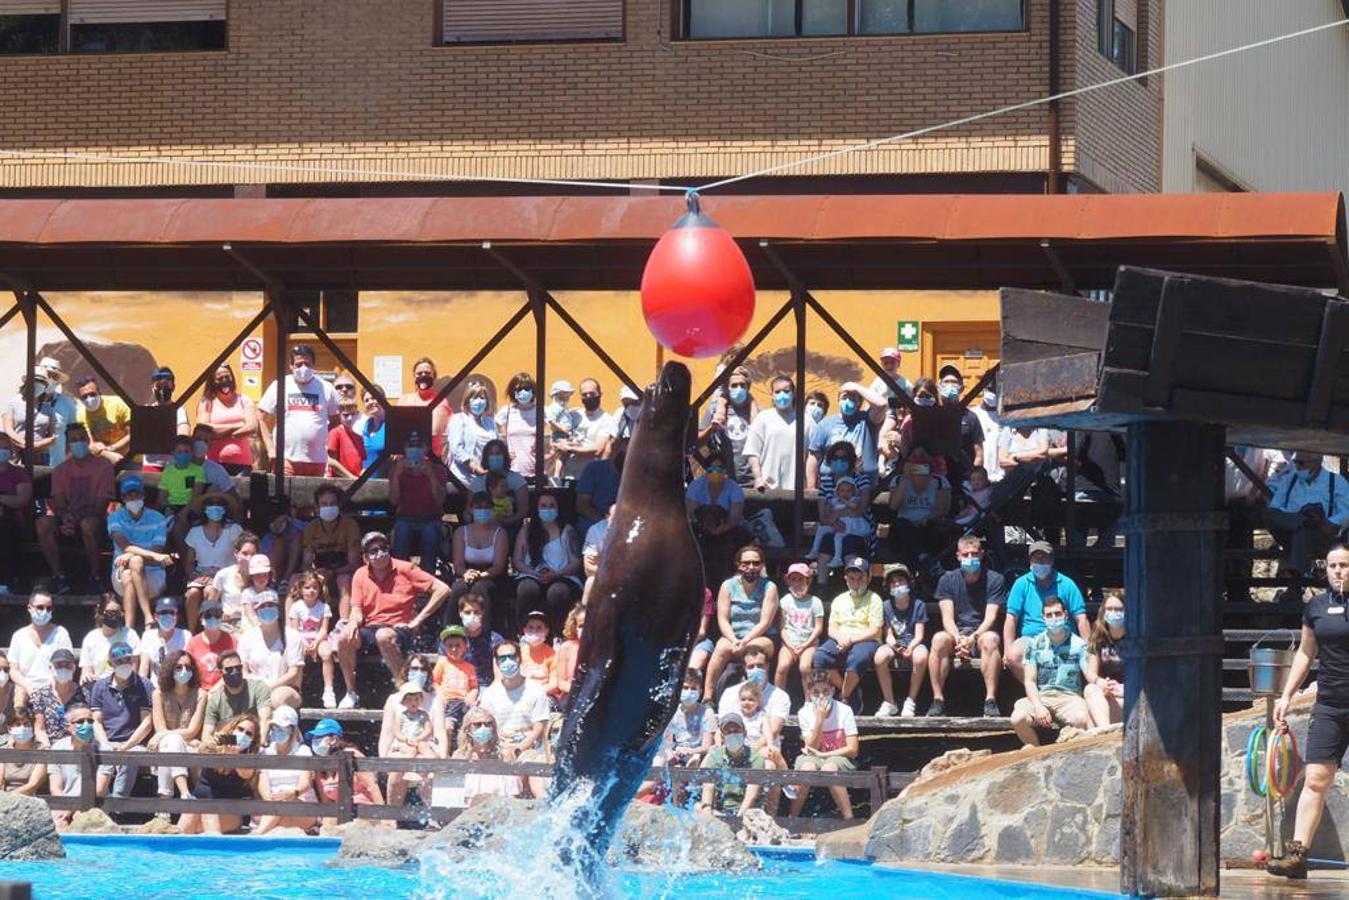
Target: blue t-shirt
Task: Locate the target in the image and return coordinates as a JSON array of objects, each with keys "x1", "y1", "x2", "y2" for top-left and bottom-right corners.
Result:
[
  {"x1": 883, "y1": 597, "x2": 928, "y2": 647},
  {"x1": 1026, "y1": 631, "x2": 1088, "y2": 695},
  {"x1": 87, "y1": 674, "x2": 155, "y2": 743},
  {"x1": 360, "y1": 417, "x2": 386, "y2": 471},
  {"x1": 808, "y1": 412, "x2": 880, "y2": 475},
  {"x1": 686, "y1": 475, "x2": 745, "y2": 511},
  {"x1": 107, "y1": 507, "x2": 170, "y2": 578},
  {"x1": 575, "y1": 459, "x2": 620, "y2": 532},
  {"x1": 1006, "y1": 570, "x2": 1086, "y2": 638}
]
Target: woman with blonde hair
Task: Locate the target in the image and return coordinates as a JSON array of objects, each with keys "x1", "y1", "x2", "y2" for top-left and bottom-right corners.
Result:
[
  {"x1": 452, "y1": 707, "x2": 524, "y2": 802},
  {"x1": 445, "y1": 379, "x2": 498, "y2": 484}
]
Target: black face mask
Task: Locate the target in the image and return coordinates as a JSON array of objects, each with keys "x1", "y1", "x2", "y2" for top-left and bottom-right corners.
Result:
[
  {"x1": 216, "y1": 379, "x2": 235, "y2": 393},
  {"x1": 415, "y1": 375, "x2": 434, "y2": 389},
  {"x1": 222, "y1": 670, "x2": 243, "y2": 689},
  {"x1": 102, "y1": 613, "x2": 124, "y2": 630},
  {"x1": 154, "y1": 386, "x2": 173, "y2": 403},
  {"x1": 581, "y1": 396, "x2": 601, "y2": 412}
]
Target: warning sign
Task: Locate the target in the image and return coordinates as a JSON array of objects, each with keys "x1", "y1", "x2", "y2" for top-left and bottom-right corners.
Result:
[
  {"x1": 240, "y1": 336, "x2": 265, "y2": 400},
  {"x1": 241, "y1": 338, "x2": 263, "y2": 361}
]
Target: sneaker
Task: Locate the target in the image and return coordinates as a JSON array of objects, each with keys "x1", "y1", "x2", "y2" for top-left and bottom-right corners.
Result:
[
  {"x1": 1267, "y1": 840, "x2": 1308, "y2": 879},
  {"x1": 874, "y1": 701, "x2": 899, "y2": 717},
  {"x1": 927, "y1": 699, "x2": 945, "y2": 717},
  {"x1": 338, "y1": 691, "x2": 359, "y2": 710},
  {"x1": 782, "y1": 784, "x2": 799, "y2": 801},
  {"x1": 901, "y1": 698, "x2": 917, "y2": 718},
  {"x1": 51, "y1": 574, "x2": 72, "y2": 596},
  {"x1": 322, "y1": 689, "x2": 337, "y2": 710},
  {"x1": 983, "y1": 699, "x2": 1001, "y2": 718}
]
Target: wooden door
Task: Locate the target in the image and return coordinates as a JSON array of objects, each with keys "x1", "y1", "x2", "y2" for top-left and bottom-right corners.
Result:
[{"x1": 927, "y1": 323, "x2": 1000, "y2": 383}]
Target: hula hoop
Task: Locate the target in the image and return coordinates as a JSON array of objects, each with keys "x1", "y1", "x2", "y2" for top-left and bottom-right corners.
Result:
[
  {"x1": 1246, "y1": 725, "x2": 1270, "y2": 796},
  {"x1": 1266, "y1": 728, "x2": 1301, "y2": 799}
]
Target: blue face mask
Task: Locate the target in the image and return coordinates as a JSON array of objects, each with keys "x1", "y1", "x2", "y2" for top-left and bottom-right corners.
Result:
[
  {"x1": 773, "y1": 391, "x2": 793, "y2": 410},
  {"x1": 746, "y1": 667, "x2": 767, "y2": 684},
  {"x1": 514, "y1": 389, "x2": 533, "y2": 405},
  {"x1": 204, "y1": 505, "x2": 226, "y2": 523},
  {"x1": 202, "y1": 615, "x2": 222, "y2": 630},
  {"x1": 487, "y1": 454, "x2": 506, "y2": 472},
  {"x1": 70, "y1": 441, "x2": 90, "y2": 460},
  {"x1": 472, "y1": 508, "x2": 493, "y2": 524},
  {"x1": 728, "y1": 386, "x2": 748, "y2": 405},
  {"x1": 173, "y1": 450, "x2": 191, "y2": 467},
  {"x1": 497, "y1": 658, "x2": 520, "y2": 678},
  {"x1": 469, "y1": 398, "x2": 488, "y2": 416},
  {"x1": 193, "y1": 440, "x2": 209, "y2": 458},
  {"x1": 537, "y1": 507, "x2": 558, "y2": 523},
  {"x1": 680, "y1": 689, "x2": 700, "y2": 707},
  {"x1": 838, "y1": 398, "x2": 858, "y2": 417},
  {"x1": 829, "y1": 459, "x2": 850, "y2": 475},
  {"x1": 1104, "y1": 611, "x2": 1125, "y2": 628},
  {"x1": 939, "y1": 384, "x2": 960, "y2": 401},
  {"x1": 960, "y1": 557, "x2": 982, "y2": 574},
  {"x1": 405, "y1": 447, "x2": 425, "y2": 463},
  {"x1": 74, "y1": 722, "x2": 95, "y2": 743},
  {"x1": 1030, "y1": 563, "x2": 1053, "y2": 580},
  {"x1": 470, "y1": 725, "x2": 494, "y2": 745},
  {"x1": 257, "y1": 607, "x2": 280, "y2": 625},
  {"x1": 0, "y1": 449, "x2": 9, "y2": 465},
  {"x1": 1045, "y1": 619, "x2": 1068, "y2": 635}
]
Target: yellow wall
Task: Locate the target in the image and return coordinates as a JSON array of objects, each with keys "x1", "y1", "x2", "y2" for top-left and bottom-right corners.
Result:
[{"x1": 0, "y1": 290, "x2": 999, "y2": 412}]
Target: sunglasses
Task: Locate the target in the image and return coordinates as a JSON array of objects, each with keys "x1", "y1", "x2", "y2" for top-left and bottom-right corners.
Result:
[
  {"x1": 495, "y1": 654, "x2": 519, "y2": 663},
  {"x1": 221, "y1": 665, "x2": 243, "y2": 675},
  {"x1": 173, "y1": 665, "x2": 193, "y2": 673}
]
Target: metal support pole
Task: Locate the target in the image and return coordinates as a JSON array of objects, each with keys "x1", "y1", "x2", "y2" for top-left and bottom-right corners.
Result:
[
  {"x1": 793, "y1": 287, "x2": 807, "y2": 548},
  {"x1": 271, "y1": 291, "x2": 288, "y2": 501},
  {"x1": 19, "y1": 292, "x2": 36, "y2": 485},
  {"x1": 1263, "y1": 696, "x2": 1284, "y2": 859},
  {"x1": 32, "y1": 293, "x2": 136, "y2": 406},
  {"x1": 1065, "y1": 430, "x2": 1078, "y2": 546},
  {"x1": 531, "y1": 289, "x2": 547, "y2": 491}
]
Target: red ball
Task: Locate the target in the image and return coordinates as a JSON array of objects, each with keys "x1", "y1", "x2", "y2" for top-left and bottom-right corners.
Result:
[
  {"x1": 1252, "y1": 850, "x2": 1269, "y2": 863},
  {"x1": 641, "y1": 194, "x2": 755, "y2": 359}
]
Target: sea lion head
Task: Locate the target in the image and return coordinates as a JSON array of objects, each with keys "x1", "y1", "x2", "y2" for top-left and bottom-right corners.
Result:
[{"x1": 635, "y1": 362, "x2": 691, "y2": 445}]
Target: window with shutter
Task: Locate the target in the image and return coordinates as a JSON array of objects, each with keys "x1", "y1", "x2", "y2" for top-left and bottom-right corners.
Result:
[
  {"x1": 0, "y1": 0, "x2": 60, "y2": 53},
  {"x1": 442, "y1": 0, "x2": 623, "y2": 44},
  {"x1": 67, "y1": 0, "x2": 226, "y2": 52}
]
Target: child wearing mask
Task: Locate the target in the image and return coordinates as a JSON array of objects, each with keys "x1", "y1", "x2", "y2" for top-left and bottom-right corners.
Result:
[
  {"x1": 775, "y1": 563, "x2": 824, "y2": 690},
  {"x1": 518, "y1": 610, "x2": 559, "y2": 704},
  {"x1": 789, "y1": 668, "x2": 861, "y2": 819},
  {"x1": 287, "y1": 572, "x2": 337, "y2": 709},
  {"x1": 696, "y1": 712, "x2": 765, "y2": 818},
  {"x1": 433, "y1": 625, "x2": 480, "y2": 751},
  {"x1": 871, "y1": 564, "x2": 930, "y2": 718}
]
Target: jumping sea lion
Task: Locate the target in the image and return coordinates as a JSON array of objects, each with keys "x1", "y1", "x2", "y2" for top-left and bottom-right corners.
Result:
[{"x1": 549, "y1": 361, "x2": 705, "y2": 874}]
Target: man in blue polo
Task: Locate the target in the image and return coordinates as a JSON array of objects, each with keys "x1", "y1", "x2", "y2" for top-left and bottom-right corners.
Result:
[
  {"x1": 87, "y1": 640, "x2": 155, "y2": 796},
  {"x1": 1003, "y1": 540, "x2": 1089, "y2": 682}
]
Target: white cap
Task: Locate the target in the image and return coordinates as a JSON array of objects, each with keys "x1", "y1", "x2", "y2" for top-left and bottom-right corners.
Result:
[
  {"x1": 38, "y1": 356, "x2": 68, "y2": 383},
  {"x1": 619, "y1": 385, "x2": 641, "y2": 402},
  {"x1": 549, "y1": 380, "x2": 575, "y2": 397},
  {"x1": 271, "y1": 705, "x2": 299, "y2": 730}
]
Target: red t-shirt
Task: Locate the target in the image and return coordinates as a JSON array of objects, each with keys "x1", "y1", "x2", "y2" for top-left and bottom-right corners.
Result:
[
  {"x1": 51, "y1": 456, "x2": 115, "y2": 519},
  {"x1": 326, "y1": 426, "x2": 365, "y2": 478},
  {"x1": 186, "y1": 630, "x2": 237, "y2": 689},
  {"x1": 0, "y1": 463, "x2": 31, "y2": 524},
  {"x1": 352, "y1": 559, "x2": 436, "y2": 628}
]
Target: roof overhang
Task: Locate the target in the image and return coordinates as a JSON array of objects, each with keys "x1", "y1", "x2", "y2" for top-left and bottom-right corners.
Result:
[{"x1": 0, "y1": 192, "x2": 1343, "y2": 293}]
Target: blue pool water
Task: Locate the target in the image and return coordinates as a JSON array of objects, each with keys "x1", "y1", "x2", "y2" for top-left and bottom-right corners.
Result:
[{"x1": 4, "y1": 836, "x2": 1112, "y2": 899}]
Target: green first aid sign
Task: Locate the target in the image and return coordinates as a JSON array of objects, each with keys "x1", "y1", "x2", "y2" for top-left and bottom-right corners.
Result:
[{"x1": 896, "y1": 321, "x2": 920, "y2": 352}]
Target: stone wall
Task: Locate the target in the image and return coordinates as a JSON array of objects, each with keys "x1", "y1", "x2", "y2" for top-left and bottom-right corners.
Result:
[{"x1": 821, "y1": 697, "x2": 1347, "y2": 867}]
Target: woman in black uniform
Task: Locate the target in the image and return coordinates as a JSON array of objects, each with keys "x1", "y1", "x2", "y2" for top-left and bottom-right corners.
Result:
[{"x1": 1269, "y1": 545, "x2": 1349, "y2": 878}]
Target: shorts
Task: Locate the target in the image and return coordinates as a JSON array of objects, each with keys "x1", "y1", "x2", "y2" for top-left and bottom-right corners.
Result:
[
  {"x1": 1305, "y1": 702, "x2": 1349, "y2": 765},
  {"x1": 111, "y1": 564, "x2": 167, "y2": 599},
  {"x1": 314, "y1": 552, "x2": 347, "y2": 570},
  {"x1": 794, "y1": 753, "x2": 857, "y2": 772},
  {"x1": 958, "y1": 625, "x2": 987, "y2": 660},
  {"x1": 1013, "y1": 691, "x2": 1089, "y2": 728},
  {"x1": 693, "y1": 638, "x2": 715, "y2": 656},
  {"x1": 813, "y1": 638, "x2": 880, "y2": 674},
  {"x1": 441, "y1": 698, "x2": 469, "y2": 727},
  {"x1": 358, "y1": 625, "x2": 415, "y2": 655}
]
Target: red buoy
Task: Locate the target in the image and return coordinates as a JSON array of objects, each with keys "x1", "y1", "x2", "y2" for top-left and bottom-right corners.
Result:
[{"x1": 640, "y1": 192, "x2": 755, "y2": 358}]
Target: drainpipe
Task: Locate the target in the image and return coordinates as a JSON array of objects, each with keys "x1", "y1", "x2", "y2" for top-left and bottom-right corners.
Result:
[{"x1": 1047, "y1": 0, "x2": 1063, "y2": 193}]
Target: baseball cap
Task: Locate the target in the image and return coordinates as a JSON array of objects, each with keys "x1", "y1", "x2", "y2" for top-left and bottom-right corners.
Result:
[
  {"x1": 154, "y1": 596, "x2": 178, "y2": 614},
  {"x1": 549, "y1": 380, "x2": 575, "y2": 397},
  {"x1": 439, "y1": 625, "x2": 468, "y2": 641},
  {"x1": 306, "y1": 718, "x2": 344, "y2": 740},
  {"x1": 109, "y1": 641, "x2": 135, "y2": 661},
  {"x1": 880, "y1": 347, "x2": 901, "y2": 360},
  {"x1": 884, "y1": 563, "x2": 912, "y2": 581},
  {"x1": 271, "y1": 705, "x2": 299, "y2": 730},
  {"x1": 938, "y1": 364, "x2": 963, "y2": 382},
  {"x1": 50, "y1": 648, "x2": 77, "y2": 666},
  {"x1": 619, "y1": 385, "x2": 640, "y2": 402},
  {"x1": 119, "y1": 475, "x2": 145, "y2": 496},
  {"x1": 1028, "y1": 540, "x2": 1055, "y2": 558},
  {"x1": 786, "y1": 562, "x2": 812, "y2": 580},
  {"x1": 199, "y1": 597, "x2": 223, "y2": 615},
  {"x1": 361, "y1": 531, "x2": 390, "y2": 551},
  {"x1": 844, "y1": 556, "x2": 869, "y2": 573},
  {"x1": 248, "y1": 555, "x2": 273, "y2": 575},
  {"x1": 719, "y1": 712, "x2": 745, "y2": 731}
]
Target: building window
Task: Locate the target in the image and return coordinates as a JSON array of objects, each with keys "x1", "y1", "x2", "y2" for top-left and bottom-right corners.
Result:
[
  {"x1": 683, "y1": 0, "x2": 1024, "y2": 39},
  {"x1": 287, "y1": 290, "x2": 361, "y2": 336},
  {"x1": 441, "y1": 0, "x2": 623, "y2": 44},
  {"x1": 1097, "y1": 0, "x2": 1137, "y2": 74},
  {"x1": 0, "y1": 0, "x2": 226, "y2": 54}
]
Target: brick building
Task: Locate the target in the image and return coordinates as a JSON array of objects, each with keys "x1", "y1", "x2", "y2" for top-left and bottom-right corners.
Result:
[{"x1": 0, "y1": 0, "x2": 1162, "y2": 196}]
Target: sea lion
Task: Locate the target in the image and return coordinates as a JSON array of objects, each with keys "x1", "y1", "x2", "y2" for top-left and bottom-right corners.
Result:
[{"x1": 549, "y1": 361, "x2": 705, "y2": 872}]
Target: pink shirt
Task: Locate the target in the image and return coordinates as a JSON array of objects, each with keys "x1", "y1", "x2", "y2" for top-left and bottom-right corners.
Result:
[
  {"x1": 52, "y1": 457, "x2": 115, "y2": 519},
  {"x1": 199, "y1": 393, "x2": 254, "y2": 466}
]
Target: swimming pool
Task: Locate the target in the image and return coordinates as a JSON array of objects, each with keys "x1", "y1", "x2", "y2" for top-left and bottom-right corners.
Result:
[{"x1": 5, "y1": 835, "x2": 1113, "y2": 899}]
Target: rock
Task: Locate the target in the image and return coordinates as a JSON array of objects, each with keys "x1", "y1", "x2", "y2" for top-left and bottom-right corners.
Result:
[
  {"x1": 995, "y1": 825, "x2": 1034, "y2": 863},
  {"x1": 64, "y1": 808, "x2": 120, "y2": 834},
  {"x1": 134, "y1": 815, "x2": 179, "y2": 835},
  {"x1": 987, "y1": 769, "x2": 1042, "y2": 815},
  {"x1": 940, "y1": 804, "x2": 985, "y2": 861},
  {"x1": 906, "y1": 748, "x2": 992, "y2": 792},
  {"x1": 1044, "y1": 805, "x2": 1088, "y2": 864},
  {"x1": 1090, "y1": 814, "x2": 1120, "y2": 864},
  {"x1": 0, "y1": 793, "x2": 65, "y2": 860},
  {"x1": 608, "y1": 802, "x2": 759, "y2": 871},
  {"x1": 1054, "y1": 725, "x2": 1088, "y2": 744},
  {"x1": 736, "y1": 808, "x2": 789, "y2": 846},
  {"x1": 815, "y1": 822, "x2": 870, "y2": 860},
  {"x1": 333, "y1": 821, "x2": 427, "y2": 868},
  {"x1": 1051, "y1": 751, "x2": 1111, "y2": 805}
]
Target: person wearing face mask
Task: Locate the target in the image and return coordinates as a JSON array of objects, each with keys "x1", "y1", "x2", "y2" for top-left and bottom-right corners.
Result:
[
  {"x1": 559, "y1": 378, "x2": 614, "y2": 482},
  {"x1": 449, "y1": 492, "x2": 511, "y2": 636},
  {"x1": 887, "y1": 447, "x2": 954, "y2": 569},
  {"x1": 384, "y1": 680, "x2": 439, "y2": 807},
  {"x1": 130, "y1": 594, "x2": 184, "y2": 693},
  {"x1": 477, "y1": 640, "x2": 550, "y2": 758},
  {"x1": 28, "y1": 646, "x2": 84, "y2": 746},
  {"x1": 432, "y1": 626, "x2": 481, "y2": 751},
  {"x1": 695, "y1": 712, "x2": 765, "y2": 818},
  {"x1": 495, "y1": 372, "x2": 539, "y2": 480},
  {"x1": 811, "y1": 557, "x2": 884, "y2": 708},
  {"x1": 237, "y1": 591, "x2": 305, "y2": 712},
  {"x1": 195, "y1": 363, "x2": 258, "y2": 474},
  {"x1": 0, "y1": 709, "x2": 45, "y2": 794},
  {"x1": 698, "y1": 366, "x2": 758, "y2": 488},
  {"x1": 202, "y1": 648, "x2": 273, "y2": 746},
  {"x1": 2, "y1": 369, "x2": 56, "y2": 466},
  {"x1": 73, "y1": 375, "x2": 131, "y2": 466},
  {"x1": 257, "y1": 345, "x2": 342, "y2": 477},
  {"x1": 512, "y1": 491, "x2": 583, "y2": 638},
  {"x1": 931, "y1": 365, "x2": 984, "y2": 486},
  {"x1": 806, "y1": 381, "x2": 888, "y2": 491},
  {"x1": 804, "y1": 391, "x2": 830, "y2": 427},
  {"x1": 159, "y1": 435, "x2": 207, "y2": 537},
  {"x1": 398, "y1": 357, "x2": 454, "y2": 461},
  {"x1": 1262, "y1": 450, "x2": 1349, "y2": 588},
  {"x1": 971, "y1": 380, "x2": 1004, "y2": 484},
  {"x1": 468, "y1": 439, "x2": 529, "y2": 532},
  {"x1": 353, "y1": 386, "x2": 389, "y2": 476},
  {"x1": 180, "y1": 712, "x2": 261, "y2": 836},
  {"x1": 6, "y1": 590, "x2": 73, "y2": 696},
  {"x1": 1083, "y1": 593, "x2": 1126, "y2": 728},
  {"x1": 454, "y1": 594, "x2": 504, "y2": 689},
  {"x1": 810, "y1": 442, "x2": 875, "y2": 577},
  {"x1": 79, "y1": 596, "x2": 142, "y2": 684},
  {"x1": 871, "y1": 565, "x2": 929, "y2": 718},
  {"x1": 451, "y1": 707, "x2": 525, "y2": 801},
  {"x1": 445, "y1": 380, "x2": 498, "y2": 484},
  {"x1": 182, "y1": 493, "x2": 244, "y2": 619},
  {"x1": 37, "y1": 423, "x2": 115, "y2": 595},
  {"x1": 789, "y1": 668, "x2": 862, "y2": 819},
  {"x1": 542, "y1": 379, "x2": 578, "y2": 481},
  {"x1": 261, "y1": 502, "x2": 305, "y2": 587},
  {"x1": 138, "y1": 366, "x2": 190, "y2": 472},
  {"x1": 302, "y1": 483, "x2": 363, "y2": 618},
  {"x1": 34, "y1": 357, "x2": 78, "y2": 468},
  {"x1": 47, "y1": 702, "x2": 115, "y2": 829},
  {"x1": 716, "y1": 648, "x2": 790, "y2": 784},
  {"x1": 389, "y1": 431, "x2": 448, "y2": 576},
  {"x1": 745, "y1": 374, "x2": 810, "y2": 494},
  {"x1": 774, "y1": 563, "x2": 825, "y2": 690},
  {"x1": 657, "y1": 668, "x2": 716, "y2": 772},
  {"x1": 325, "y1": 397, "x2": 367, "y2": 478},
  {"x1": 149, "y1": 650, "x2": 206, "y2": 801},
  {"x1": 307, "y1": 718, "x2": 383, "y2": 825},
  {"x1": 685, "y1": 449, "x2": 747, "y2": 586},
  {"x1": 1003, "y1": 541, "x2": 1089, "y2": 684},
  {"x1": 0, "y1": 433, "x2": 32, "y2": 594},
  {"x1": 869, "y1": 346, "x2": 913, "y2": 403},
  {"x1": 1010, "y1": 596, "x2": 1090, "y2": 747},
  {"x1": 253, "y1": 704, "x2": 318, "y2": 835},
  {"x1": 516, "y1": 610, "x2": 560, "y2": 703},
  {"x1": 186, "y1": 598, "x2": 236, "y2": 691},
  {"x1": 605, "y1": 385, "x2": 644, "y2": 450},
  {"x1": 87, "y1": 641, "x2": 154, "y2": 795},
  {"x1": 107, "y1": 475, "x2": 173, "y2": 632},
  {"x1": 704, "y1": 545, "x2": 780, "y2": 703},
  {"x1": 930, "y1": 535, "x2": 1006, "y2": 718}
]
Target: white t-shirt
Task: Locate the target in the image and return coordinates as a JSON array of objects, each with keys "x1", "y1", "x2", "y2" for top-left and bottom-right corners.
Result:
[
  {"x1": 139, "y1": 627, "x2": 190, "y2": 679},
  {"x1": 261, "y1": 741, "x2": 314, "y2": 797},
  {"x1": 237, "y1": 627, "x2": 305, "y2": 683},
  {"x1": 972, "y1": 404, "x2": 1003, "y2": 483},
  {"x1": 741, "y1": 706, "x2": 770, "y2": 746},
  {"x1": 478, "y1": 678, "x2": 550, "y2": 738},
  {"x1": 6, "y1": 625, "x2": 73, "y2": 690},
  {"x1": 797, "y1": 698, "x2": 859, "y2": 753},
  {"x1": 718, "y1": 680, "x2": 791, "y2": 723},
  {"x1": 288, "y1": 599, "x2": 332, "y2": 638},
  {"x1": 743, "y1": 408, "x2": 810, "y2": 490},
  {"x1": 79, "y1": 626, "x2": 142, "y2": 678},
  {"x1": 258, "y1": 375, "x2": 340, "y2": 465},
  {"x1": 211, "y1": 565, "x2": 248, "y2": 619},
  {"x1": 778, "y1": 594, "x2": 824, "y2": 647},
  {"x1": 50, "y1": 736, "x2": 111, "y2": 795},
  {"x1": 563, "y1": 408, "x2": 617, "y2": 479},
  {"x1": 185, "y1": 523, "x2": 243, "y2": 575}
]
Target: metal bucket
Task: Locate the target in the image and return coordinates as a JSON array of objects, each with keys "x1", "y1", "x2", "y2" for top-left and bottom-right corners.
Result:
[{"x1": 1249, "y1": 648, "x2": 1294, "y2": 697}]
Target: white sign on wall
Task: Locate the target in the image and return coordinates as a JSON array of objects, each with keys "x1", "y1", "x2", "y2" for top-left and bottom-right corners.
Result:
[{"x1": 373, "y1": 355, "x2": 403, "y2": 398}]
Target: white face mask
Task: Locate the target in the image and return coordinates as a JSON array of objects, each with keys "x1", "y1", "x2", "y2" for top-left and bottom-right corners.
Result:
[
  {"x1": 113, "y1": 663, "x2": 134, "y2": 681},
  {"x1": 292, "y1": 364, "x2": 314, "y2": 384},
  {"x1": 724, "y1": 732, "x2": 746, "y2": 752},
  {"x1": 82, "y1": 395, "x2": 101, "y2": 410},
  {"x1": 461, "y1": 614, "x2": 481, "y2": 631},
  {"x1": 268, "y1": 726, "x2": 290, "y2": 746},
  {"x1": 124, "y1": 499, "x2": 144, "y2": 515},
  {"x1": 9, "y1": 726, "x2": 32, "y2": 742},
  {"x1": 0, "y1": 670, "x2": 9, "y2": 687},
  {"x1": 317, "y1": 504, "x2": 340, "y2": 522},
  {"x1": 522, "y1": 631, "x2": 546, "y2": 646},
  {"x1": 53, "y1": 668, "x2": 75, "y2": 685}
]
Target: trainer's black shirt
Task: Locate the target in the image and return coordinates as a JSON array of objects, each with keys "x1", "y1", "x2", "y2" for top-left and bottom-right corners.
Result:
[{"x1": 1305, "y1": 591, "x2": 1349, "y2": 706}]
